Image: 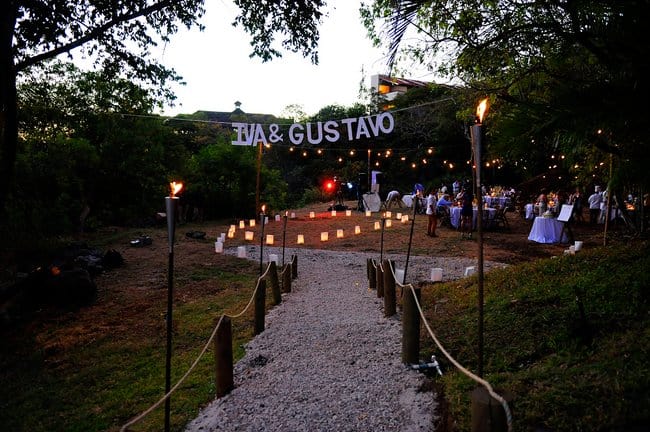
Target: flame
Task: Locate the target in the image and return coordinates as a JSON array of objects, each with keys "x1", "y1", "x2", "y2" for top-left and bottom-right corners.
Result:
[
  {"x1": 261, "y1": 204, "x2": 266, "y2": 213},
  {"x1": 476, "y1": 98, "x2": 489, "y2": 123},
  {"x1": 170, "y1": 181, "x2": 183, "y2": 197}
]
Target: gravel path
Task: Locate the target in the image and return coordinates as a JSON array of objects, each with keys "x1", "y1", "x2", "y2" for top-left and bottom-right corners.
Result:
[{"x1": 184, "y1": 247, "x2": 505, "y2": 432}]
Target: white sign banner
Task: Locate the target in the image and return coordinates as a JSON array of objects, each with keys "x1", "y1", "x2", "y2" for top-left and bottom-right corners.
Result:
[{"x1": 231, "y1": 112, "x2": 395, "y2": 146}]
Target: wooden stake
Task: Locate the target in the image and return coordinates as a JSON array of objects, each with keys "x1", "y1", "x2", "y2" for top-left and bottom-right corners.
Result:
[
  {"x1": 254, "y1": 280, "x2": 266, "y2": 335},
  {"x1": 368, "y1": 259, "x2": 377, "y2": 290},
  {"x1": 282, "y1": 263, "x2": 292, "y2": 293},
  {"x1": 383, "y1": 259, "x2": 396, "y2": 317},
  {"x1": 376, "y1": 261, "x2": 384, "y2": 298},
  {"x1": 214, "y1": 316, "x2": 233, "y2": 398},
  {"x1": 402, "y1": 286, "x2": 421, "y2": 364},
  {"x1": 268, "y1": 261, "x2": 282, "y2": 305}
]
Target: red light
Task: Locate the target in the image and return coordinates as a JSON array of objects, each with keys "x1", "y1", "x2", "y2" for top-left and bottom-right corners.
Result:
[{"x1": 325, "y1": 181, "x2": 334, "y2": 191}]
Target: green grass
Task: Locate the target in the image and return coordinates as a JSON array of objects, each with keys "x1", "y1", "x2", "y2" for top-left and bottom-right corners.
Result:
[
  {"x1": 0, "y1": 253, "x2": 264, "y2": 432},
  {"x1": 419, "y1": 239, "x2": 650, "y2": 431}
]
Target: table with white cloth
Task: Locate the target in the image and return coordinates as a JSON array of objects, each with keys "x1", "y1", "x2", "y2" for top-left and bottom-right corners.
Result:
[
  {"x1": 484, "y1": 196, "x2": 510, "y2": 208},
  {"x1": 450, "y1": 206, "x2": 497, "y2": 229},
  {"x1": 527, "y1": 216, "x2": 568, "y2": 244}
]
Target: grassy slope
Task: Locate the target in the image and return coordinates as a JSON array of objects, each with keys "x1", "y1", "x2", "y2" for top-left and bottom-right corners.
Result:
[{"x1": 419, "y1": 240, "x2": 650, "y2": 431}]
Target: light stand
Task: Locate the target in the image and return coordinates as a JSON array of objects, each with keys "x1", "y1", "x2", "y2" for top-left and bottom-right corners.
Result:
[
  {"x1": 403, "y1": 194, "x2": 419, "y2": 283},
  {"x1": 259, "y1": 205, "x2": 266, "y2": 275}
]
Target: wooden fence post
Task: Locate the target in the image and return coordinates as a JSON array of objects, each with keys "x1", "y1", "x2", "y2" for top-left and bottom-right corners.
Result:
[
  {"x1": 368, "y1": 259, "x2": 377, "y2": 291},
  {"x1": 471, "y1": 387, "x2": 513, "y2": 432},
  {"x1": 383, "y1": 259, "x2": 396, "y2": 317},
  {"x1": 402, "y1": 285, "x2": 421, "y2": 364},
  {"x1": 376, "y1": 260, "x2": 384, "y2": 298},
  {"x1": 214, "y1": 316, "x2": 233, "y2": 398},
  {"x1": 268, "y1": 261, "x2": 282, "y2": 305},
  {"x1": 282, "y1": 263, "x2": 292, "y2": 293},
  {"x1": 254, "y1": 279, "x2": 266, "y2": 335},
  {"x1": 291, "y1": 254, "x2": 298, "y2": 279}
]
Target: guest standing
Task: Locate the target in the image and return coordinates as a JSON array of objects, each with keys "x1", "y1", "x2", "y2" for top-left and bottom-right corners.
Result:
[{"x1": 426, "y1": 189, "x2": 438, "y2": 237}]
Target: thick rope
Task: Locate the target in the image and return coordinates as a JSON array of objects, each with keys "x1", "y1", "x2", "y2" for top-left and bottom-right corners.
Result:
[
  {"x1": 387, "y1": 265, "x2": 513, "y2": 432},
  {"x1": 120, "y1": 262, "x2": 273, "y2": 431}
]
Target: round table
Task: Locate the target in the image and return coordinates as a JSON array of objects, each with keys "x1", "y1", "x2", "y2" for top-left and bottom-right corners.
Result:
[
  {"x1": 527, "y1": 216, "x2": 568, "y2": 244},
  {"x1": 449, "y1": 207, "x2": 496, "y2": 229}
]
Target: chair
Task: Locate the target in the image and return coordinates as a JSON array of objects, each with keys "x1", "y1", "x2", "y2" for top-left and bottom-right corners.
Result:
[
  {"x1": 493, "y1": 206, "x2": 510, "y2": 229},
  {"x1": 438, "y1": 206, "x2": 451, "y2": 228}
]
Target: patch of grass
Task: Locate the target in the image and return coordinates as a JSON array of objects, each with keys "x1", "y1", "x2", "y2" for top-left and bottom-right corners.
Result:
[
  {"x1": 419, "y1": 239, "x2": 650, "y2": 431},
  {"x1": 0, "y1": 253, "x2": 267, "y2": 432}
]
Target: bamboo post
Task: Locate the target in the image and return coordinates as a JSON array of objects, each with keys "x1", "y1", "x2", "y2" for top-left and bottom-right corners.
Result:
[
  {"x1": 268, "y1": 261, "x2": 282, "y2": 305},
  {"x1": 254, "y1": 280, "x2": 266, "y2": 335},
  {"x1": 376, "y1": 260, "x2": 384, "y2": 298},
  {"x1": 282, "y1": 263, "x2": 292, "y2": 293},
  {"x1": 383, "y1": 259, "x2": 396, "y2": 317},
  {"x1": 291, "y1": 254, "x2": 298, "y2": 279},
  {"x1": 402, "y1": 285, "x2": 421, "y2": 364},
  {"x1": 368, "y1": 259, "x2": 377, "y2": 290},
  {"x1": 214, "y1": 316, "x2": 233, "y2": 398}
]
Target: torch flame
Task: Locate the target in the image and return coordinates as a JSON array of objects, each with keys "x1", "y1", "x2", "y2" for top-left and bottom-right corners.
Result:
[
  {"x1": 476, "y1": 98, "x2": 489, "y2": 123},
  {"x1": 170, "y1": 181, "x2": 183, "y2": 197},
  {"x1": 261, "y1": 204, "x2": 266, "y2": 213}
]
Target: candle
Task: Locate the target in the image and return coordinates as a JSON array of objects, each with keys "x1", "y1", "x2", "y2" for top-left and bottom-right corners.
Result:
[
  {"x1": 297, "y1": 234, "x2": 305, "y2": 244},
  {"x1": 309, "y1": 211, "x2": 315, "y2": 218},
  {"x1": 355, "y1": 225, "x2": 361, "y2": 235},
  {"x1": 249, "y1": 219, "x2": 256, "y2": 227},
  {"x1": 365, "y1": 210, "x2": 371, "y2": 217},
  {"x1": 336, "y1": 229, "x2": 344, "y2": 238},
  {"x1": 266, "y1": 234, "x2": 274, "y2": 245},
  {"x1": 245, "y1": 231, "x2": 254, "y2": 241},
  {"x1": 374, "y1": 221, "x2": 381, "y2": 230},
  {"x1": 345, "y1": 210, "x2": 352, "y2": 216},
  {"x1": 237, "y1": 246, "x2": 247, "y2": 258},
  {"x1": 214, "y1": 241, "x2": 223, "y2": 253},
  {"x1": 239, "y1": 220, "x2": 245, "y2": 229},
  {"x1": 320, "y1": 232, "x2": 329, "y2": 241}
]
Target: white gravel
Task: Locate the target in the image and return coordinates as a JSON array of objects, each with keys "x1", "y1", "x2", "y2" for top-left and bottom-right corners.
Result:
[{"x1": 184, "y1": 247, "x2": 505, "y2": 432}]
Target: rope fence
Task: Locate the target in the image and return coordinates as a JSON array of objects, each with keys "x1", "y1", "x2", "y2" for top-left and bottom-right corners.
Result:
[
  {"x1": 383, "y1": 261, "x2": 514, "y2": 432},
  {"x1": 120, "y1": 261, "x2": 278, "y2": 432}
]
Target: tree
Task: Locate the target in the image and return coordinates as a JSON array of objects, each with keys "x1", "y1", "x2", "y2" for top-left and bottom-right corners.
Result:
[
  {"x1": 0, "y1": 0, "x2": 326, "y2": 219},
  {"x1": 362, "y1": 0, "x2": 650, "y2": 194}
]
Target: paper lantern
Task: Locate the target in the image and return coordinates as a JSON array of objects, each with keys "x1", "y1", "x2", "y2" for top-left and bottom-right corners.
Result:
[
  {"x1": 245, "y1": 231, "x2": 254, "y2": 241},
  {"x1": 354, "y1": 225, "x2": 361, "y2": 235},
  {"x1": 365, "y1": 210, "x2": 371, "y2": 217},
  {"x1": 345, "y1": 210, "x2": 352, "y2": 216},
  {"x1": 297, "y1": 234, "x2": 305, "y2": 244},
  {"x1": 336, "y1": 229, "x2": 344, "y2": 238},
  {"x1": 291, "y1": 212, "x2": 296, "y2": 219},
  {"x1": 264, "y1": 216, "x2": 269, "y2": 224},
  {"x1": 275, "y1": 214, "x2": 281, "y2": 222},
  {"x1": 574, "y1": 241, "x2": 583, "y2": 251},
  {"x1": 239, "y1": 220, "x2": 245, "y2": 229},
  {"x1": 331, "y1": 210, "x2": 337, "y2": 217},
  {"x1": 214, "y1": 241, "x2": 223, "y2": 253},
  {"x1": 309, "y1": 211, "x2": 315, "y2": 218},
  {"x1": 321, "y1": 232, "x2": 329, "y2": 241},
  {"x1": 374, "y1": 221, "x2": 381, "y2": 230},
  {"x1": 249, "y1": 219, "x2": 256, "y2": 227},
  {"x1": 385, "y1": 219, "x2": 392, "y2": 228},
  {"x1": 219, "y1": 233, "x2": 226, "y2": 242},
  {"x1": 464, "y1": 266, "x2": 475, "y2": 277},
  {"x1": 401, "y1": 215, "x2": 409, "y2": 223},
  {"x1": 385, "y1": 211, "x2": 392, "y2": 218},
  {"x1": 395, "y1": 269, "x2": 405, "y2": 284},
  {"x1": 237, "y1": 246, "x2": 246, "y2": 258},
  {"x1": 396, "y1": 212, "x2": 402, "y2": 220},
  {"x1": 266, "y1": 234, "x2": 274, "y2": 245},
  {"x1": 229, "y1": 224, "x2": 236, "y2": 231},
  {"x1": 430, "y1": 268, "x2": 443, "y2": 282},
  {"x1": 227, "y1": 230, "x2": 235, "y2": 239}
]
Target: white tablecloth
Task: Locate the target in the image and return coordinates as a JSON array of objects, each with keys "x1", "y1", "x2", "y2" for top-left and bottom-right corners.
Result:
[
  {"x1": 528, "y1": 216, "x2": 568, "y2": 244},
  {"x1": 484, "y1": 196, "x2": 510, "y2": 208},
  {"x1": 525, "y1": 203, "x2": 534, "y2": 220},
  {"x1": 450, "y1": 207, "x2": 496, "y2": 229}
]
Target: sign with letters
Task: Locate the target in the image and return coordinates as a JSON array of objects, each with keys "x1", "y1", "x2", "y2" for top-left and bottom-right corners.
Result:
[{"x1": 231, "y1": 112, "x2": 395, "y2": 146}]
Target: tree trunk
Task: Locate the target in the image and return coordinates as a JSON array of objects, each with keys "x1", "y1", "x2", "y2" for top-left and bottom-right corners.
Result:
[{"x1": 0, "y1": 4, "x2": 18, "y2": 221}]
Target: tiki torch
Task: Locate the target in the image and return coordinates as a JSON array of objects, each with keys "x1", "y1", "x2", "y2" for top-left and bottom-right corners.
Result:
[
  {"x1": 403, "y1": 189, "x2": 419, "y2": 284},
  {"x1": 164, "y1": 180, "x2": 182, "y2": 432},
  {"x1": 282, "y1": 211, "x2": 288, "y2": 266},
  {"x1": 259, "y1": 204, "x2": 266, "y2": 275},
  {"x1": 470, "y1": 98, "x2": 488, "y2": 378}
]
